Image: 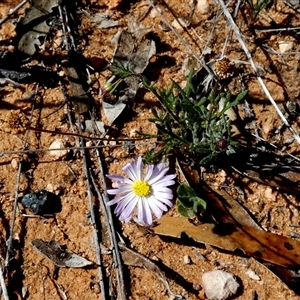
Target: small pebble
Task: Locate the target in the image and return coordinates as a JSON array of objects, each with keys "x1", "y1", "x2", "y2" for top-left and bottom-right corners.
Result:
[
  {"x1": 11, "y1": 158, "x2": 19, "y2": 169},
  {"x1": 49, "y1": 139, "x2": 68, "y2": 159},
  {"x1": 86, "y1": 140, "x2": 93, "y2": 147},
  {"x1": 246, "y1": 269, "x2": 261, "y2": 281},
  {"x1": 202, "y1": 270, "x2": 239, "y2": 300},
  {"x1": 183, "y1": 255, "x2": 191, "y2": 264},
  {"x1": 197, "y1": 0, "x2": 210, "y2": 13},
  {"x1": 278, "y1": 41, "x2": 293, "y2": 53}
]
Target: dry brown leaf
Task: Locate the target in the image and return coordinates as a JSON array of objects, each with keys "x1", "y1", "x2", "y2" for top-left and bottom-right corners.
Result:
[{"x1": 152, "y1": 215, "x2": 300, "y2": 268}]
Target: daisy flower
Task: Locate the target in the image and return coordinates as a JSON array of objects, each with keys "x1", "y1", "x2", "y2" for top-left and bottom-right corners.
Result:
[{"x1": 106, "y1": 157, "x2": 176, "y2": 226}]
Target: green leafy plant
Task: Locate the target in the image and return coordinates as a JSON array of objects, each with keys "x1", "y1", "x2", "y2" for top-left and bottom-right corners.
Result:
[
  {"x1": 110, "y1": 61, "x2": 247, "y2": 165},
  {"x1": 143, "y1": 73, "x2": 247, "y2": 164},
  {"x1": 176, "y1": 184, "x2": 206, "y2": 217}
]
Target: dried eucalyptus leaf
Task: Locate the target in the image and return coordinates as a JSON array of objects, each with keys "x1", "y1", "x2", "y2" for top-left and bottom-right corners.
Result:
[
  {"x1": 32, "y1": 239, "x2": 93, "y2": 268},
  {"x1": 152, "y1": 215, "x2": 300, "y2": 267},
  {"x1": 113, "y1": 30, "x2": 156, "y2": 75},
  {"x1": 103, "y1": 97, "x2": 127, "y2": 125},
  {"x1": 130, "y1": 39, "x2": 156, "y2": 74},
  {"x1": 17, "y1": 0, "x2": 59, "y2": 55},
  {"x1": 112, "y1": 29, "x2": 156, "y2": 97},
  {"x1": 83, "y1": 120, "x2": 105, "y2": 134},
  {"x1": 112, "y1": 30, "x2": 135, "y2": 71},
  {"x1": 64, "y1": 254, "x2": 94, "y2": 268},
  {"x1": 91, "y1": 13, "x2": 119, "y2": 28}
]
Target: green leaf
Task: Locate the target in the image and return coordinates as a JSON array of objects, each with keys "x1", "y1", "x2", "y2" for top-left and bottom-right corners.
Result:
[
  {"x1": 191, "y1": 196, "x2": 207, "y2": 214},
  {"x1": 177, "y1": 201, "x2": 195, "y2": 217},
  {"x1": 235, "y1": 90, "x2": 248, "y2": 102},
  {"x1": 151, "y1": 108, "x2": 159, "y2": 119},
  {"x1": 177, "y1": 184, "x2": 197, "y2": 199},
  {"x1": 176, "y1": 184, "x2": 207, "y2": 217}
]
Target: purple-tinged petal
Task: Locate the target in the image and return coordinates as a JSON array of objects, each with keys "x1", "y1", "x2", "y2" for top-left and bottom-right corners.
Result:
[
  {"x1": 134, "y1": 157, "x2": 143, "y2": 180},
  {"x1": 147, "y1": 199, "x2": 163, "y2": 219},
  {"x1": 106, "y1": 197, "x2": 121, "y2": 206},
  {"x1": 119, "y1": 196, "x2": 139, "y2": 221},
  {"x1": 106, "y1": 174, "x2": 125, "y2": 182},
  {"x1": 154, "y1": 197, "x2": 173, "y2": 208},
  {"x1": 123, "y1": 160, "x2": 140, "y2": 181},
  {"x1": 107, "y1": 192, "x2": 133, "y2": 207},
  {"x1": 107, "y1": 188, "x2": 122, "y2": 195},
  {"x1": 144, "y1": 164, "x2": 154, "y2": 181},
  {"x1": 154, "y1": 195, "x2": 174, "y2": 203},
  {"x1": 149, "y1": 196, "x2": 169, "y2": 211},
  {"x1": 152, "y1": 179, "x2": 176, "y2": 188},
  {"x1": 137, "y1": 198, "x2": 152, "y2": 226},
  {"x1": 114, "y1": 192, "x2": 136, "y2": 214},
  {"x1": 147, "y1": 168, "x2": 170, "y2": 185}
]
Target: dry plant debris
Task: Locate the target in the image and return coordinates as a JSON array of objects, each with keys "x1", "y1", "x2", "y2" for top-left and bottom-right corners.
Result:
[
  {"x1": 0, "y1": 0, "x2": 300, "y2": 299},
  {"x1": 32, "y1": 239, "x2": 93, "y2": 268}
]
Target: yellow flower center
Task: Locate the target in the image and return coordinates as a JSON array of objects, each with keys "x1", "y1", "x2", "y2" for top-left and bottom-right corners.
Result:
[{"x1": 132, "y1": 180, "x2": 151, "y2": 197}]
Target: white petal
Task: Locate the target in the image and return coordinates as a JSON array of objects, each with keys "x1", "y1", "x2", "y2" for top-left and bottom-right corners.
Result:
[
  {"x1": 118, "y1": 196, "x2": 138, "y2": 221},
  {"x1": 107, "y1": 188, "x2": 122, "y2": 195},
  {"x1": 106, "y1": 174, "x2": 125, "y2": 182},
  {"x1": 106, "y1": 184, "x2": 132, "y2": 195},
  {"x1": 148, "y1": 168, "x2": 170, "y2": 185},
  {"x1": 134, "y1": 156, "x2": 143, "y2": 180},
  {"x1": 114, "y1": 192, "x2": 136, "y2": 214},
  {"x1": 148, "y1": 200, "x2": 163, "y2": 219},
  {"x1": 153, "y1": 190, "x2": 174, "y2": 200},
  {"x1": 123, "y1": 159, "x2": 140, "y2": 181},
  {"x1": 144, "y1": 164, "x2": 154, "y2": 181},
  {"x1": 137, "y1": 198, "x2": 153, "y2": 226},
  {"x1": 152, "y1": 179, "x2": 176, "y2": 188},
  {"x1": 154, "y1": 196, "x2": 173, "y2": 207},
  {"x1": 123, "y1": 178, "x2": 134, "y2": 185}
]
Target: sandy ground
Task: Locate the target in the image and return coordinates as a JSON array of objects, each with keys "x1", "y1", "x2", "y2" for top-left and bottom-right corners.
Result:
[{"x1": 0, "y1": 0, "x2": 300, "y2": 299}]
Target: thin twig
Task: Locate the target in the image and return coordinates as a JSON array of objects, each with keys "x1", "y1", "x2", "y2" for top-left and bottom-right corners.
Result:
[
  {"x1": 77, "y1": 121, "x2": 106, "y2": 300},
  {"x1": 221, "y1": 0, "x2": 241, "y2": 56},
  {"x1": 57, "y1": 5, "x2": 70, "y2": 51},
  {"x1": 5, "y1": 85, "x2": 39, "y2": 268},
  {"x1": 255, "y1": 26, "x2": 300, "y2": 33},
  {"x1": 217, "y1": 0, "x2": 300, "y2": 145},
  {"x1": 4, "y1": 161, "x2": 22, "y2": 268},
  {"x1": 0, "y1": 265, "x2": 9, "y2": 300},
  {"x1": 0, "y1": 0, "x2": 28, "y2": 26},
  {"x1": 61, "y1": 4, "x2": 76, "y2": 51},
  {"x1": 92, "y1": 150, "x2": 126, "y2": 300},
  {"x1": 0, "y1": 141, "x2": 159, "y2": 156},
  {"x1": 27, "y1": 126, "x2": 148, "y2": 142}
]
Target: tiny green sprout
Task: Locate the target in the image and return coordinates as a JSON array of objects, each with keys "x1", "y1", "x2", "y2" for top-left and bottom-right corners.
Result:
[
  {"x1": 176, "y1": 184, "x2": 206, "y2": 218},
  {"x1": 244, "y1": 0, "x2": 272, "y2": 20}
]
